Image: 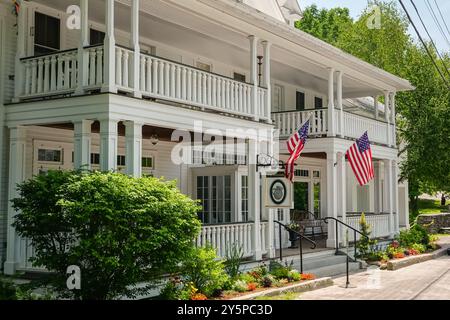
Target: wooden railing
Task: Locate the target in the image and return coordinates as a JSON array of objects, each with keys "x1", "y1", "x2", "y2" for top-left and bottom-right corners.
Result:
[
  {"x1": 271, "y1": 109, "x2": 328, "y2": 137},
  {"x1": 114, "y1": 47, "x2": 269, "y2": 120},
  {"x1": 197, "y1": 221, "x2": 269, "y2": 258},
  {"x1": 273, "y1": 109, "x2": 392, "y2": 146},
  {"x1": 345, "y1": 213, "x2": 390, "y2": 240}
]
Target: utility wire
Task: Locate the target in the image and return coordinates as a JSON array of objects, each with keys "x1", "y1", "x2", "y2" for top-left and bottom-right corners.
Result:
[
  {"x1": 409, "y1": 0, "x2": 450, "y2": 80},
  {"x1": 424, "y1": 0, "x2": 450, "y2": 49},
  {"x1": 410, "y1": 0, "x2": 450, "y2": 77},
  {"x1": 398, "y1": 0, "x2": 450, "y2": 90},
  {"x1": 433, "y1": 0, "x2": 450, "y2": 39}
]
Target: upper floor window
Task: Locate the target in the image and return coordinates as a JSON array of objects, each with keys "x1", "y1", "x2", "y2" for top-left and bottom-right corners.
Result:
[
  {"x1": 233, "y1": 72, "x2": 246, "y2": 82},
  {"x1": 34, "y1": 12, "x2": 60, "y2": 56},
  {"x1": 142, "y1": 157, "x2": 154, "y2": 169},
  {"x1": 90, "y1": 29, "x2": 105, "y2": 46},
  {"x1": 272, "y1": 84, "x2": 284, "y2": 112},
  {"x1": 315, "y1": 97, "x2": 323, "y2": 109},
  {"x1": 37, "y1": 149, "x2": 62, "y2": 163},
  {"x1": 91, "y1": 153, "x2": 100, "y2": 165},
  {"x1": 296, "y1": 91, "x2": 305, "y2": 111},
  {"x1": 117, "y1": 155, "x2": 126, "y2": 166},
  {"x1": 196, "y1": 61, "x2": 212, "y2": 72}
]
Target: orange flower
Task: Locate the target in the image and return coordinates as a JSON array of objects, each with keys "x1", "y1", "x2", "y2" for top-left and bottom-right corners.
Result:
[
  {"x1": 393, "y1": 252, "x2": 405, "y2": 259},
  {"x1": 301, "y1": 273, "x2": 316, "y2": 281},
  {"x1": 247, "y1": 282, "x2": 258, "y2": 291},
  {"x1": 191, "y1": 293, "x2": 208, "y2": 300}
]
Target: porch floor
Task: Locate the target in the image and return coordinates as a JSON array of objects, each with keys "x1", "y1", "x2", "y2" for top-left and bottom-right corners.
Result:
[{"x1": 275, "y1": 238, "x2": 329, "y2": 258}]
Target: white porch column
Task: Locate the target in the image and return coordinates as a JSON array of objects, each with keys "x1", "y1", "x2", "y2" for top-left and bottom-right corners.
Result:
[
  {"x1": 373, "y1": 96, "x2": 379, "y2": 120},
  {"x1": 327, "y1": 68, "x2": 336, "y2": 137},
  {"x1": 373, "y1": 161, "x2": 382, "y2": 213},
  {"x1": 267, "y1": 209, "x2": 276, "y2": 258},
  {"x1": 336, "y1": 71, "x2": 343, "y2": 137},
  {"x1": 130, "y1": 0, "x2": 141, "y2": 98},
  {"x1": 390, "y1": 92, "x2": 397, "y2": 146},
  {"x1": 337, "y1": 152, "x2": 346, "y2": 245},
  {"x1": 262, "y1": 40, "x2": 271, "y2": 123},
  {"x1": 13, "y1": 1, "x2": 27, "y2": 101},
  {"x1": 249, "y1": 36, "x2": 259, "y2": 122},
  {"x1": 392, "y1": 160, "x2": 400, "y2": 234},
  {"x1": 76, "y1": 0, "x2": 89, "y2": 95},
  {"x1": 124, "y1": 121, "x2": 143, "y2": 177},
  {"x1": 100, "y1": 119, "x2": 118, "y2": 171},
  {"x1": 102, "y1": 0, "x2": 117, "y2": 93},
  {"x1": 384, "y1": 159, "x2": 394, "y2": 237},
  {"x1": 248, "y1": 139, "x2": 261, "y2": 260},
  {"x1": 384, "y1": 91, "x2": 391, "y2": 146},
  {"x1": 4, "y1": 127, "x2": 27, "y2": 275},
  {"x1": 326, "y1": 151, "x2": 338, "y2": 248},
  {"x1": 73, "y1": 120, "x2": 93, "y2": 170}
]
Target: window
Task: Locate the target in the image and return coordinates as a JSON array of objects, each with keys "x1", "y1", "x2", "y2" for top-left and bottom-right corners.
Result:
[
  {"x1": 241, "y1": 175, "x2": 249, "y2": 222},
  {"x1": 272, "y1": 84, "x2": 284, "y2": 112},
  {"x1": 313, "y1": 170, "x2": 320, "y2": 178},
  {"x1": 196, "y1": 175, "x2": 232, "y2": 224},
  {"x1": 90, "y1": 29, "x2": 105, "y2": 46},
  {"x1": 315, "y1": 97, "x2": 323, "y2": 109},
  {"x1": 37, "y1": 149, "x2": 62, "y2": 162},
  {"x1": 197, "y1": 176, "x2": 210, "y2": 224},
  {"x1": 295, "y1": 169, "x2": 309, "y2": 177},
  {"x1": 117, "y1": 155, "x2": 126, "y2": 166},
  {"x1": 233, "y1": 72, "x2": 246, "y2": 82},
  {"x1": 34, "y1": 12, "x2": 60, "y2": 55},
  {"x1": 314, "y1": 182, "x2": 321, "y2": 218},
  {"x1": 142, "y1": 157, "x2": 154, "y2": 169},
  {"x1": 196, "y1": 61, "x2": 211, "y2": 72},
  {"x1": 91, "y1": 153, "x2": 100, "y2": 165},
  {"x1": 296, "y1": 91, "x2": 305, "y2": 111}
]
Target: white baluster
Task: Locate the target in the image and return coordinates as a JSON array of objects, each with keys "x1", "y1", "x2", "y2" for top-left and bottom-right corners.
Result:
[
  {"x1": 140, "y1": 55, "x2": 146, "y2": 91},
  {"x1": 116, "y1": 48, "x2": 122, "y2": 87},
  {"x1": 170, "y1": 63, "x2": 176, "y2": 98},
  {"x1": 43, "y1": 57, "x2": 50, "y2": 93},
  {"x1": 96, "y1": 48, "x2": 103, "y2": 85},
  {"x1": 226, "y1": 80, "x2": 231, "y2": 110},
  {"x1": 181, "y1": 67, "x2": 187, "y2": 100},
  {"x1": 122, "y1": 50, "x2": 129, "y2": 88},
  {"x1": 37, "y1": 58, "x2": 44, "y2": 93},
  {"x1": 24, "y1": 60, "x2": 31, "y2": 95},
  {"x1": 197, "y1": 71, "x2": 202, "y2": 104},
  {"x1": 164, "y1": 62, "x2": 170, "y2": 96},
  {"x1": 89, "y1": 49, "x2": 96, "y2": 86},
  {"x1": 70, "y1": 55, "x2": 77, "y2": 89},
  {"x1": 202, "y1": 73, "x2": 207, "y2": 105},
  {"x1": 192, "y1": 71, "x2": 197, "y2": 102},
  {"x1": 176, "y1": 66, "x2": 181, "y2": 99},
  {"x1": 31, "y1": 60, "x2": 37, "y2": 94}
]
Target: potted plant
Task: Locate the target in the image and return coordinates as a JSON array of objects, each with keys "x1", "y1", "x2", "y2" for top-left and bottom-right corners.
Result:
[{"x1": 287, "y1": 222, "x2": 301, "y2": 248}]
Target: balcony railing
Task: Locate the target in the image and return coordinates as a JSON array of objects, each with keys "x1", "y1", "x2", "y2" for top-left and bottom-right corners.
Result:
[
  {"x1": 17, "y1": 46, "x2": 269, "y2": 121},
  {"x1": 196, "y1": 221, "x2": 268, "y2": 258},
  {"x1": 345, "y1": 213, "x2": 390, "y2": 239},
  {"x1": 272, "y1": 109, "x2": 393, "y2": 146}
]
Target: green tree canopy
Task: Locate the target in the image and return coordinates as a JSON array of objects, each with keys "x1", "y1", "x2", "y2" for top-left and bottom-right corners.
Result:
[{"x1": 297, "y1": 1, "x2": 450, "y2": 213}]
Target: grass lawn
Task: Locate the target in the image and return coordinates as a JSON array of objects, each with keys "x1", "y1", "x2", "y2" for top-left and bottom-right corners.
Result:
[{"x1": 417, "y1": 199, "x2": 449, "y2": 214}]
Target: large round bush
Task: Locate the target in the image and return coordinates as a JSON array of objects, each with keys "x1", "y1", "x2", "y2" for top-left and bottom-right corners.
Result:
[{"x1": 12, "y1": 171, "x2": 201, "y2": 300}]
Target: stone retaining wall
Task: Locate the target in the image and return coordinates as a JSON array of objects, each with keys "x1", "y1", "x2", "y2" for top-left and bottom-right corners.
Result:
[{"x1": 416, "y1": 213, "x2": 450, "y2": 234}]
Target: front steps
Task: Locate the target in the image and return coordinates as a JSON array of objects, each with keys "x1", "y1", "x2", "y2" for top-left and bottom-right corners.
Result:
[{"x1": 241, "y1": 248, "x2": 364, "y2": 278}]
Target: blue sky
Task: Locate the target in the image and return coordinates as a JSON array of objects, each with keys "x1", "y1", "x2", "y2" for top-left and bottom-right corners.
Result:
[{"x1": 298, "y1": 0, "x2": 450, "y2": 53}]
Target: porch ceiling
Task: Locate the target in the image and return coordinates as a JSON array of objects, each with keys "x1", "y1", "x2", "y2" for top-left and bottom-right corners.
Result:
[{"x1": 33, "y1": 0, "x2": 406, "y2": 97}]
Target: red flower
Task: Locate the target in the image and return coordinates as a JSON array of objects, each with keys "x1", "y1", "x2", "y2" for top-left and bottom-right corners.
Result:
[
  {"x1": 247, "y1": 282, "x2": 258, "y2": 291},
  {"x1": 191, "y1": 293, "x2": 208, "y2": 300},
  {"x1": 301, "y1": 273, "x2": 316, "y2": 281},
  {"x1": 391, "y1": 240, "x2": 400, "y2": 249}
]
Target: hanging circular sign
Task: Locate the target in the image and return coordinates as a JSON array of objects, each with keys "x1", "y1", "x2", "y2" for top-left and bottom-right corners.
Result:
[{"x1": 269, "y1": 179, "x2": 287, "y2": 205}]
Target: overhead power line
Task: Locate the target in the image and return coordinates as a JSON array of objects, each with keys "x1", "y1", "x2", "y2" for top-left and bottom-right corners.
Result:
[
  {"x1": 409, "y1": 0, "x2": 450, "y2": 79},
  {"x1": 433, "y1": 0, "x2": 450, "y2": 39},
  {"x1": 399, "y1": 0, "x2": 450, "y2": 89},
  {"x1": 424, "y1": 0, "x2": 450, "y2": 49}
]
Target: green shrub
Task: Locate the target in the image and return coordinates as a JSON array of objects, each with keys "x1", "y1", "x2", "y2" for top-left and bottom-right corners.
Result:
[
  {"x1": 410, "y1": 243, "x2": 426, "y2": 253},
  {"x1": 239, "y1": 273, "x2": 257, "y2": 284},
  {"x1": 356, "y1": 213, "x2": 378, "y2": 259},
  {"x1": 288, "y1": 270, "x2": 301, "y2": 282},
  {"x1": 397, "y1": 224, "x2": 430, "y2": 248},
  {"x1": 0, "y1": 278, "x2": 17, "y2": 300},
  {"x1": 260, "y1": 275, "x2": 276, "y2": 288},
  {"x1": 269, "y1": 260, "x2": 293, "y2": 280},
  {"x1": 12, "y1": 171, "x2": 201, "y2": 300},
  {"x1": 232, "y1": 280, "x2": 248, "y2": 293},
  {"x1": 181, "y1": 246, "x2": 229, "y2": 297},
  {"x1": 224, "y1": 244, "x2": 244, "y2": 279}
]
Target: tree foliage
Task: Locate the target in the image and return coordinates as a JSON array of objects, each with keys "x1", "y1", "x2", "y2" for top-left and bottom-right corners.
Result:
[
  {"x1": 12, "y1": 171, "x2": 201, "y2": 300},
  {"x1": 297, "y1": 1, "x2": 450, "y2": 213}
]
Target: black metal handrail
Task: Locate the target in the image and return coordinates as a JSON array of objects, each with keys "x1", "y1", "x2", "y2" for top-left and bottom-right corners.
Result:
[
  {"x1": 274, "y1": 220, "x2": 316, "y2": 274},
  {"x1": 296, "y1": 209, "x2": 319, "y2": 220},
  {"x1": 322, "y1": 217, "x2": 369, "y2": 288}
]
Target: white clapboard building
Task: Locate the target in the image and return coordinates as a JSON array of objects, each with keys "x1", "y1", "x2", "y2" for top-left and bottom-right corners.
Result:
[{"x1": 0, "y1": 0, "x2": 413, "y2": 275}]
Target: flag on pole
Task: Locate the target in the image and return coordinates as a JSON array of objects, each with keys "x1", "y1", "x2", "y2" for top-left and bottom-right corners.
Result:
[
  {"x1": 346, "y1": 131, "x2": 374, "y2": 186},
  {"x1": 285, "y1": 120, "x2": 310, "y2": 182}
]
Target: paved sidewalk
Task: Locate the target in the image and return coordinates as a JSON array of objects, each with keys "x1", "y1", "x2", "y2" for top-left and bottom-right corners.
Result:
[{"x1": 297, "y1": 237, "x2": 450, "y2": 300}]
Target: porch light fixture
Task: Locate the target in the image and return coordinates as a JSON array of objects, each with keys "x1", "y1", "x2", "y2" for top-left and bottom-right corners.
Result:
[{"x1": 150, "y1": 134, "x2": 159, "y2": 146}]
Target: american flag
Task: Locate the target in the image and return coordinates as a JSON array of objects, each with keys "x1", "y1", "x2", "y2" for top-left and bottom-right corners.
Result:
[
  {"x1": 346, "y1": 131, "x2": 374, "y2": 186},
  {"x1": 285, "y1": 120, "x2": 310, "y2": 182}
]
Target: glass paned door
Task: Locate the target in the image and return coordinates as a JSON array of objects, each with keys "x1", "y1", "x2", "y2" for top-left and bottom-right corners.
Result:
[
  {"x1": 314, "y1": 182, "x2": 321, "y2": 218},
  {"x1": 34, "y1": 12, "x2": 60, "y2": 55},
  {"x1": 293, "y1": 182, "x2": 309, "y2": 211}
]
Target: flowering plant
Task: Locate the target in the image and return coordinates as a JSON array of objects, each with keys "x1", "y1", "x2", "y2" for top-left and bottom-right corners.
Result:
[
  {"x1": 191, "y1": 293, "x2": 208, "y2": 300},
  {"x1": 301, "y1": 273, "x2": 316, "y2": 281},
  {"x1": 287, "y1": 221, "x2": 301, "y2": 231},
  {"x1": 247, "y1": 282, "x2": 258, "y2": 291},
  {"x1": 393, "y1": 252, "x2": 405, "y2": 259}
]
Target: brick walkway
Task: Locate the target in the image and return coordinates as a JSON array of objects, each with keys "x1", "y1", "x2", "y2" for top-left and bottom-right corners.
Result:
[{"x1": 297, "y1": 237, "x2": 450, "y2": 300}]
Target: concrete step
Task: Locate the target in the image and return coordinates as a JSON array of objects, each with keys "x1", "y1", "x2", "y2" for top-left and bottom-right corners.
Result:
[{"x1": 303, "y1": 261, "x2": 361, "y2": 278}]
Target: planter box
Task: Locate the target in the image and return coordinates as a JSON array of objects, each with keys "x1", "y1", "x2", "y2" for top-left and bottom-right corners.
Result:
[
  {"x1": 386, "y1": 246, "x2": 448, "y2": 271},
  {"x1": 229, "y1": 277, "x2": 333, "y2": 300}
]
